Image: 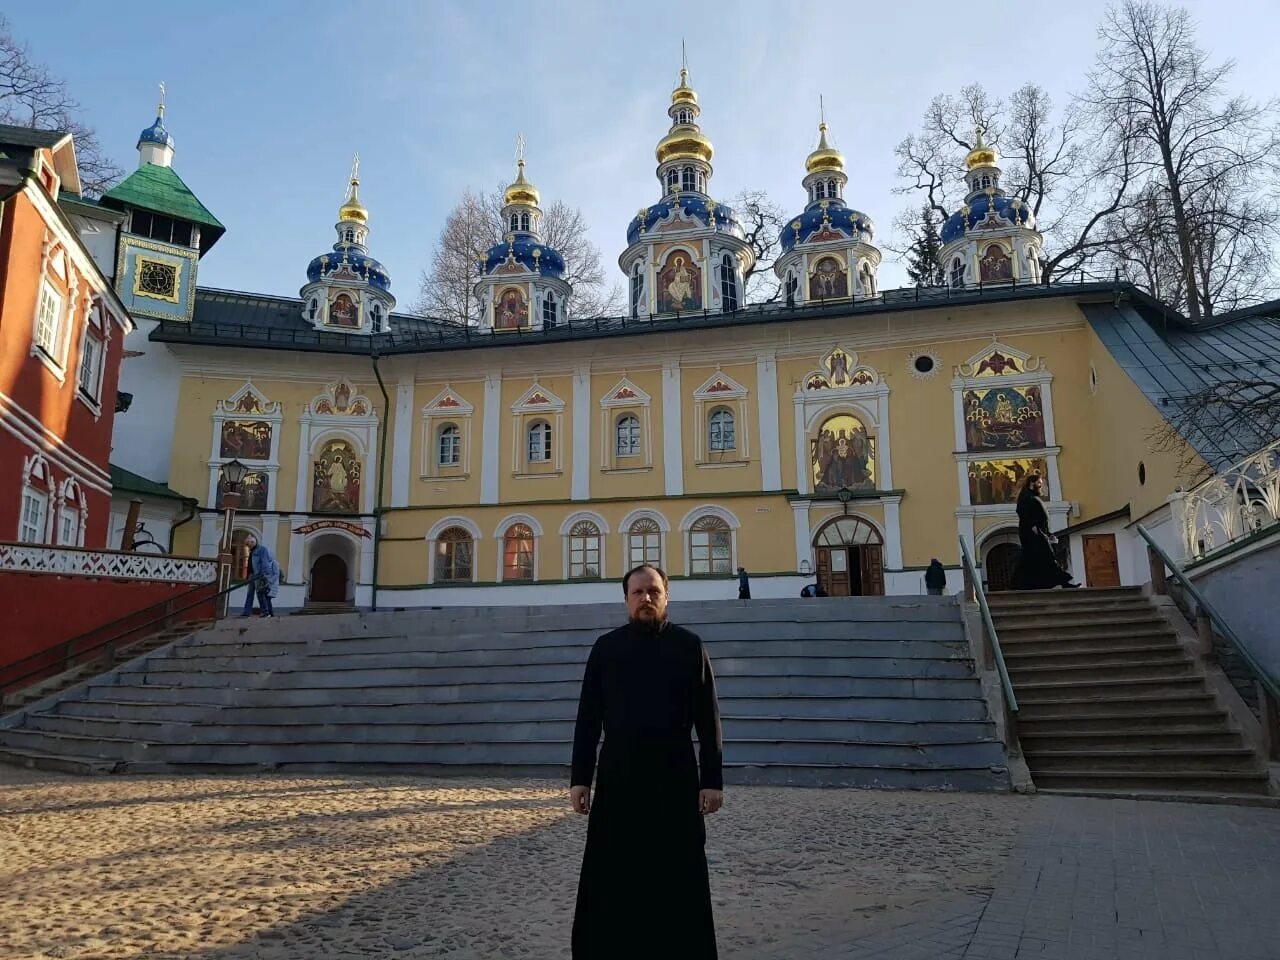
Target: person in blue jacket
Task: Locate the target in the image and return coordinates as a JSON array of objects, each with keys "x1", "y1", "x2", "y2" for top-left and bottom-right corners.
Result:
[{"x1": 242, "y1": 533, "x2": 280, "y2": 618}]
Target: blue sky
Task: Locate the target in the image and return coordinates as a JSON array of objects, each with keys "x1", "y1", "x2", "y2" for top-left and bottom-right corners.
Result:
[{"x1": 10, "y1": 0, "x2": 1276, "y2": 304}]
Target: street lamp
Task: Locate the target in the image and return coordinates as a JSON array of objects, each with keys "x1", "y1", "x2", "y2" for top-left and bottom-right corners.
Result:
[
  {"x1": 216, "y1": 459, "x2": 248, "y2": 615},
  {"x1": 837, "y1": 485, "x2": 853, "y2": 516}
]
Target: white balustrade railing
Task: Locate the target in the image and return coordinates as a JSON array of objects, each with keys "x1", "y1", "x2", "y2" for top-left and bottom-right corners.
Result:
[
  {"x1": 0, "y1": 542, "x2": 218, "y2": 584},
  {"x1": 1181, "y1": 438, "x2": 1280, "y2": 561}
]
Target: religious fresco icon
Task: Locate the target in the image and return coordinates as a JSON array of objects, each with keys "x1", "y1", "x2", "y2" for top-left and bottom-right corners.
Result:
[
  {"x1": 219, "y1": 420, "x2": 272, "y2": 460},
  {"x1": 968, "y1": 349, "x2": 1025, "y2": 377},
  {"x1": 967, "y1": 457, "x2": 1047, "y2": 505},
  {"x1": 495, "y1": 287, "x2": 529, "y2": 330},
  {"x1": 234, "y1": 393, "x2": 263, "y2": 414},
  {"x1": 811, "y1": 414, "x2": 876, "y2": 492},
  {"x1": 657, "y1": 251, "x2": 702, "y2": 313},
  {"x1": 979, "y1": 244, "x2": 1013, "y2": 282},
  {"x1": 219, "y1": 469, "x2": 269, "y2": 511},
  {"x1": 328, "y1": 292, "x2": 360, "y2": 327},
  {"x1": 963, "y1": 385, "x2": 1045, "y2": 451},
  {"x1": 809, "y1": 256, "x2": 848, "y2": 300},
  {"x1": 823, "y1": 347, "x2": 854, "y2": 387},
  {"x1": 312, "y1": 439, "x2": 362, "y2": 514}
]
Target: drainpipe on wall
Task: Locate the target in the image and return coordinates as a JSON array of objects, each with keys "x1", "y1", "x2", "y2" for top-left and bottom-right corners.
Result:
[
  {"x1": 168, "y1": 497, "x2": 199, "y2": 554},
  {"x1": 370, "y1": 347, "x2": 391, "y2": 612}
]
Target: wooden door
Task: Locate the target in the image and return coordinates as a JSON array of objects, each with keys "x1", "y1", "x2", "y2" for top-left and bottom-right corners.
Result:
[
  {"x1": 817, "y1": 547, "x2": 851, "y2": 596},
  {"x1": 986, "y1": 543, "x2": 1020, "y2": 592},
  {"x1": 310, "y1": 554, "x2": 348, "y2": 602},
  {"x1": 1082, "y1": 534, "x2": 1120, "y2": 588},
  {"x1": 858, "y1": 544, "x2": 885, "y2": 596}
]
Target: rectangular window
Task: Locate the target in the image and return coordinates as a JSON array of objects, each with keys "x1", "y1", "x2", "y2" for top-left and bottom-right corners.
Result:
[
  {"x1": 569, "y1": 535, "x2": 601, "y2": 579},
  {"x1": 78, "y1": 334, "x2": 103, "y2": 400},
  {"x1": 438, "y1": 429, "x2": 461, "y2": 466},
  {"x1": 628, "y1": 532, "x2": 661, "y2": 568},
  {"x1": 35, "y1": 284, "x2": 62, "y2": 357},
  {"x1": 689, "y1": 530, "x2": 733, "y2": 575},
  {"x1": 58, "y1": 507, "x2": 79, "y2": 546},
  {"x1": 19, "y1": 490, "x2": 47, "y2": 543}
]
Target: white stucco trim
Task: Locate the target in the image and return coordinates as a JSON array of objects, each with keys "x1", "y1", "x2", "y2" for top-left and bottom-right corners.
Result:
[
  {"x1": 391, "y1": 375, "x2": 414, "y2": 507},
  {"x1": 662, "y1": 361, "x2": 684, "y2": 495},
  {"x1": 480, "y1": 374, "x2": 501, "y2": 504},
  {"x1": 571, "y1": 366, "x2": 591, "y2": 500},
  {"x1": 756, "y1": 354, "x2": 781, "y2": 490},
  {"x1": 493, "y1": 513, "x2": 545, "y2": 538},
  {"x1": 559, "y1": 510, "x2": 611, "y2": 536},
  {"x1": 426, "y1": 516, "x2": 483, "y2": 542}
]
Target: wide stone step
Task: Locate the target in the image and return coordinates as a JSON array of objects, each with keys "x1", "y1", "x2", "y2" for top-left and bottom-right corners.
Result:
[
  {"x1": 1002, "y1": 644, "x2": 1187, "y2": 669},
  {"x1": 1006, "y1": 659, "x2": 1195, "y2": 683},
  {"x1": 1014, "y1": 691, "x2": 1221, "y2": 717},
  {"x1": 0, "y1": 728, "x2": 1004, "y2": 769},
  {"x1": 1019, "y1": 729, "x2": 1245, "y2": 752},
  {"x1": 1028, "y1": 769, "x2": 1272, "y2": 795},
  {"x1": 986, "y1": 587, "x2": 1143, "y2": 606},
  {"x1": 993, "y1": 630, "x2": 1178, "y2": 653},
  {"x1": 987, "y1": 597, "x2": 1153, "y2": 614},
  {"x1": 1017, "y1": 710, "x2": 1230, "y2": 733},
  {"x1": 994, "y1": 613, "x2": 1167, "y2": 633},
  {"x1": 1026, "y1": 747, "x2": 1261, "y2": 772},
  {"x1": 21, "y1": 713, "x2": 997, "y2": 747},
  {"x1": 1013, "y1": 675, "x2": 1208, "y2": 700}
]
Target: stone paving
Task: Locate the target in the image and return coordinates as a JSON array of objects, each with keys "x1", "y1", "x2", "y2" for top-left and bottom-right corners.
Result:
[{"x1": 1, "y1": 765, "x2": 1277, "y2": 959}]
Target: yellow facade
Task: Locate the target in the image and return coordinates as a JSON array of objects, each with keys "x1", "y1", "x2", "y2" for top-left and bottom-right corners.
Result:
[{"x1": 171, "y1": 289, "x2": 1195, "y2": 604}]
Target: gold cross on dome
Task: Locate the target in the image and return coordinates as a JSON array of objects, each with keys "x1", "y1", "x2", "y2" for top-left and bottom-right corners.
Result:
[
  {"x1": 349, "y1": 153, "x2": 360, "y2": 184},
  {"x1": 158, "y1": 81, "x2": 167, "y2": 117},
  {"x1": 515, "y1": 132, "x2": 526, "y2": 164}
]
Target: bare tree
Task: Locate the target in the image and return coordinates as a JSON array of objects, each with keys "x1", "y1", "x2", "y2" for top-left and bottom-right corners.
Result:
[
  {"x1": 0, "y1": 16, "x2": 122, "y2": 196},
  {"x1": 1149, "y1": 377, "x2": 1280, "y2": 481},
  {"x1": 1089, "y1": 0, "x2": 1280, "y2": 319},
  {"x1": 733, "y1": 189, "x2": 787, "y2": 303},
  {"x1": 415, "y1": 185, "x2": 620, "y2": 324}
]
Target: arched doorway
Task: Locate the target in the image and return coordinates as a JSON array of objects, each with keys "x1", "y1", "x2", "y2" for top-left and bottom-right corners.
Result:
[
  {"x1": 309, "y1": 554, "x2": 348, "y2": 603},
  {"x1": 985, "y1": 543, "x2": 1020, "y2": 592},
  {"x1": 813, "y1": 516, "x2": 884, "y2": 596}
]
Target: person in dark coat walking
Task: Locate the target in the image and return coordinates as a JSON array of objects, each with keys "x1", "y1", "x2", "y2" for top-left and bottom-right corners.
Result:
[
  {"x1": 1010, "y1": 474, "x2": 1079, "y2": 590},
  {"x1": 736, "y1": 566, "x2": 751, "y2": 600},
  {"x1": 570, "y1": 564, "x2": 724, "y2": 959},
  {"x1": 243, "y1": 534, "x2": 280, "y2": 617},
  {"x1": 924, "y1": 558, "x2": 947, "y2": 595}
]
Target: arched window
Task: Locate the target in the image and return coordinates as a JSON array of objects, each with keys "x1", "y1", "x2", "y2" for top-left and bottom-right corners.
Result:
[
  {"x1": 527, "y1": 420, "x2": 552, "y2": 463},
  {"x1": 437, "y1": 424, "x2": 461, "y2": 466},
  {"x1": 982, "y1": 175, "x2": 991, "y2": 189},
  {"x1": 720, "y1": 253, "x2": 738, "y2": 311},
  {"x1": 950, "y1": 257, "x2": 965, "y2": 288},
  {"x1": 510, "y1": 213, "x2": 520, "y2": 231},
  {"x1": 860, "y1": 263, "x2": 875, "y2": 296},
  {"x1": 627, "y1": 517, "x2": 661, "y2": 568},
  {"x1": 814, "y1": 180, "x2": 826, "y2": 201},
  {"x1": 666, "y1": 168, "x2": 679, "y2": 193},
  {"x1": 519, "y1": 212, "x2": 530, "y2": 232},
  {"x1": 503, "y1": 523, "x2": 535, "y2": 581},
  {"x1": 827, "y1": 178, "x2": 838, "y2": 199},
  {"x1": 616, "y1": 414, "x2": 641, "y2": 457},
  {"x1": 371, "y1": 303, "x2": 383, "y2": 330},
  {"x1": 542, "y1": 291, "x2": 557, "y2": 327},
  {"x1": 435, "y1": 526, "x2": 473, "y2": 583},
  {"x1": 785, "y1": 271, "x2": 798, "y2": 306},
  {"x1": 630, "y1": 263, "x2": 645, "y2": 317},
  {"x1": 681, "y1": 166, "x2": 697, "y2": 192},
  {"x1": 973, "y1": 178, "x2": 981, "y2": 192},
  {"x1": 689, "y1": 515, "x2": 732, "y2": 575},
  {"x1": 308, "y1": 298, "x2": 318, "y2": 321},
  {"x1": 568, "y1": 520, "x2": 602, "y2": 579},
  {"x1": 709, "y1": 408, "x2": 735, "y2": 452},
  {"x1": 57, "y1": 480, "x2": 82, "y2": 546},
  {"x1": 675, "y1": 108, "x2": 692, "y2": 124}
]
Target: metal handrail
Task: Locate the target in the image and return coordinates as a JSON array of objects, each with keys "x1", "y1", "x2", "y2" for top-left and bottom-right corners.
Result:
[
  {"x1": 958, "y1": 536, "x2": 1020, "y2": 724},
  {"x1": 1136, "y1": 524, "x2": 1280, "y2": 704},
  {"x1": 0, "y1": 577, "x2": 247, "y2": 705}
]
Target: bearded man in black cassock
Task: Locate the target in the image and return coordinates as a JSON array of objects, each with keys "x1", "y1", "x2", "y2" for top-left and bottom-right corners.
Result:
[{"x1": 569, "y1": 563, "x2": 724, "y2": 959}]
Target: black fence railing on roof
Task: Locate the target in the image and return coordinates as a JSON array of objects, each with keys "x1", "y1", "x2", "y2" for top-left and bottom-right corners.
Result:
[{"x1": 164, "y1": 272, "x2": 1139, "y2": 354}]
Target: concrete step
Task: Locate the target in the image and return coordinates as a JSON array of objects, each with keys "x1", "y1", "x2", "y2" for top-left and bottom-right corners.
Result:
[
  {"x1": 1026, "y1": 747, "x2": 1261, "y2": 773},
  {"x1": 1018, "y1": 729, "x2": 1246, "y2": 752},
  {"x1": 21, "y1": 713, "x2": 997, "y2": 747},
  {"x1": 1014, "y1": 691, "x2": 1221, "y2": 717},
  {"x1": 993, "y1": 630, "x2": 1178, "y2": 653},
  {"x1": 986, "y1": 587, "x2": 1144, "y2": 606},
  {"x1": 1001, "y1": 644, "x2": 1187, "y2": 669},
  {"x1": 1005, "y1": 659, "x2": 1195, "y2": 683},
  {"x1": 993, "y1": 613, "x2": 1168, "y2": 633},
  {"x1": 0, "y1": 744, "x2": 119, "y2": 775},
  {"x1": 987, "y1": 597, "x2": 1154, "y2": 614},
  {"x1": 1029, "y1": 770, "x2": 1272, "y2": 795},
  {"x1": 1017, "y1": 710, "x2": 1231, "y2": 733},
  {"x1": 1012, "y1": 675, "x2": 1207, "y2": 701}
]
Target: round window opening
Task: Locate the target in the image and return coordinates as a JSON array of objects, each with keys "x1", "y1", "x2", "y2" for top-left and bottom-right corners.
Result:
[
  {"x1": 913, "y1": 355, "x2": 935, "y2": 375},
  {"x1": 1138, "y1": 461, "x2": 1147, "y2": 486}
]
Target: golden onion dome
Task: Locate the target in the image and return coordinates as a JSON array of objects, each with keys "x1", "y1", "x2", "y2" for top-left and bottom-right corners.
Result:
[
  {"x1": 805, "y1": 122, "x2": 845, "y2": 174},
  {"x1": 671, "y1": 66, "x2": 698, "y2": 107},
  {"x1": 338, "y1": 177, "x2": 368, "y2": 224},
  {"x1": 504, "y1": 158, "x2": 540, "y2": 206},
  {"x1": 656, "y1": 127, "x2": 714, "y2": 165},
  {"x1": 965, "y1": 124, "x2": 998, "y2": 170}
]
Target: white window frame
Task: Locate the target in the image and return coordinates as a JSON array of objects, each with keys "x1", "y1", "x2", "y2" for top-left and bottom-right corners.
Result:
[
  {"x1": 615, "y1": 414, "x2": 641, "y2": 458},
  {"x1": 567, "y1": 520, "x2": 602, "y2": 579},
  {"x1": 58, "y1": 505, "x2": 79, "y2": 546},
  {"x1": 708, "y1": 407, "x2": 736, "y2": 452},
  {"x1": 527, "y1": 419, "x2": 552, "y2": 463},
  {"x1": 688, "y1": 516, "x2": 733, "y2": 576},
  {"x1": 437, "y1": 423, "x2": 462, "y2": 467},
  {"x1": 720, "y1": 253, "x2": 738, "y2": 311},
  {"x1": 77, "y1": 329, "x2": 104, "y2": 403},
  {"x1": 19, "y1": 488, "x2": 49, "y2": 544}
]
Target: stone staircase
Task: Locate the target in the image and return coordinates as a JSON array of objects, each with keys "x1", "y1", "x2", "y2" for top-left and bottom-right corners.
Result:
[
  {"x1": 0, "y1": 597, "x2": 1010, "y2": 790},
  {"x1": 988, "y1": 587, "x2": 1273, "y2": 798}
]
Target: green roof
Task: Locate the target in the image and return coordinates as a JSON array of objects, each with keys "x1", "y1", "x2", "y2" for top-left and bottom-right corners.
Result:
[
  {"x1": 110, "y1": 463, "x2": 196, "y2": 503},
  {"x1": 101, "y1": 163, "x2": 224, "y2": 251}
]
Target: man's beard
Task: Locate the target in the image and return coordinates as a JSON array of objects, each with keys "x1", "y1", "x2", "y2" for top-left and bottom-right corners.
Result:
[{"x1": 629, "y1": 608, "x2": 666, "y2": 631}]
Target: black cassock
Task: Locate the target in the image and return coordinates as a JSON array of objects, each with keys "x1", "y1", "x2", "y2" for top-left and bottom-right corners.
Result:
[
  {"x1": 1011, "y1": 489, "x2": 1073, "y2": 589},
  {"x1": 570, "y1": 620, "x2": 723, "y2": 959}
]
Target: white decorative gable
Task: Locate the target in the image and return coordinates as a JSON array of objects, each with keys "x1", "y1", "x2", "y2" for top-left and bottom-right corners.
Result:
[
  {"x1": 422, "y1": 387, "x2": 474, "y2": 417},
  {"x1": 512, "y1": 382, "x2": 566, "y2": 414},
  {"x1": 600, "y1": 377, "x2": 652, "y2": 409},
  {"x1": 693, "y1": 368, "x2": 748, "y2": 401}
]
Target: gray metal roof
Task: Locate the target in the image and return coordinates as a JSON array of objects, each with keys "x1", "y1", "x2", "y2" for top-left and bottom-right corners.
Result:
[
  {"x1": 0, "y1": 124, "x2": 70, "y2": 151},
  {"x1": 1084, "y1": 298, "x2": 1280, "y2": 469}
]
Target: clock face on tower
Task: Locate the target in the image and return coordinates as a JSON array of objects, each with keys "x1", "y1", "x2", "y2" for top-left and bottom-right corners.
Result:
[{"x1": 117, "y1": 233, "x2": 197, "y2": 322}]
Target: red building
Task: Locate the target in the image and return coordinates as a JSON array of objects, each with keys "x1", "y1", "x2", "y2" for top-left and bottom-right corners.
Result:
[{"x1": 0, "y1": 125, "x2": 132, "y2": 548}]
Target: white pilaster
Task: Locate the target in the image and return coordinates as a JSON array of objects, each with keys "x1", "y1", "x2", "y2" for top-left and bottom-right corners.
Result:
[
  {"x1": 756, "y1": 354, "x2": 781, "y2": 490},
  {"x1": 882, "y1": 496, "x2": 904, "y2": 569},
  {"x1": 571, "y1": 366, "x2": 591, "y2": 501},
  {"x1": 793, "y1": 397, "x2": 810, "y2": 495},
  {"x1": 876, "y1": 389, "x2": 893, "y2": 488},
  {"x1": 662, "y1": 360, "x2": 684, "y2": 496},
  {"x1": 481, "y1": 373, "x2": 502, "y2": 504},
  {"x1": 792, "y1": 500, "x2": 812, "y2": 573},
  {"x1": 391, "y1": 374, "x2": 414, "y2": 508},
  {"x1": 286, "y1": 513, "x2": 307, "y2": 583},
  {"x1": 294, "y1": 419, "x2": 313, "y2": 513},
  {"x1": 1040, "y1": 378, "x2": 1058, "y2": 446},
  {"x1": 957, "y1": 515, "x2": 976, "y2": 557}
]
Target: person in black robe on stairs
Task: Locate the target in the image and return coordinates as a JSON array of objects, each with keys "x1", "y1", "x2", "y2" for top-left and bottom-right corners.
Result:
[
  {"x1": 569, "y1": 563, "x2": 724, "y2": 959},
  {"x1": 1011, "y1": 473, "x2": 1079, "y2": 589}
]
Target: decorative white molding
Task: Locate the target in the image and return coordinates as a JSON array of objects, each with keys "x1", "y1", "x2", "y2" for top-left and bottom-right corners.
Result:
[
  {"x1": 0, "y1": 543, "x2": 216, "y2": 583},
  {"x1": 756, "y1": 355, "x2": 781, "y2": 490},
  {"x1": 391, "y1": 376, "x2": 414, "y2": 507},
  {"x1": 481, "y1": 375, "x2": 501, "y2": 504},
  {"x1": 1181, "y1": 438, "x2": 1280, "y2": 561},
  {"x1": 663, "y1": 362, "x2": 685, "y2": 494},
  {"x1": 571, "y1": 367, "x2": 591, "y2": 501}
]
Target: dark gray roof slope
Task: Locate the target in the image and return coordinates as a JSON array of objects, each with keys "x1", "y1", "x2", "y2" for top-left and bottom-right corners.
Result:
[
  {"x1": 1084, "y1": 298, "x2": 1280, "y2": 469},
  {"x1": 0, "y1": 124, "x2": 70, "y2": 150}
]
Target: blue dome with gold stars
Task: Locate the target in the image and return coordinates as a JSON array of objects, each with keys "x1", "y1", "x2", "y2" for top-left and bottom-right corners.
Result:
[
  {"x1": 627, "y1": 194, "x2": 745, "y2": 246},
  {"x1": 483, "y1": 234, "x2": 567, "y2": 279},
  {"x1": 779, "y1": 201, "x2": 874, "y2": 254},
  {"x1": 941, "y1": 193, "x2": 1035, "y2": 245},
  {"x1": 306, "y1": 245, "x2": 391, "y2": 293},
  {"x1": 137, "y1": 115, "x2": 173, "y2": 149}
]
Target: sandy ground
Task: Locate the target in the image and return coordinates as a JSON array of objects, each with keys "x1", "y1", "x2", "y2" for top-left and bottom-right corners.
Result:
[{"x1": 0, "y1": 765, "x2": 1029, "y2": 959}]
